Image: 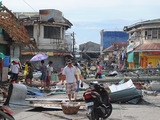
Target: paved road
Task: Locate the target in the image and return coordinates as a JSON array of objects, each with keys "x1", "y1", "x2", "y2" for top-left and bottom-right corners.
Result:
[{"x1": 11, "y1": 94, "x2": 160, "y2": 120}]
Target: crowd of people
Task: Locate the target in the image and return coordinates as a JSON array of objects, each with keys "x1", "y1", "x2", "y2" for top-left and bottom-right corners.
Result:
[{"x1": 8, "y1": 59, "x2": 105, "y2": 101}]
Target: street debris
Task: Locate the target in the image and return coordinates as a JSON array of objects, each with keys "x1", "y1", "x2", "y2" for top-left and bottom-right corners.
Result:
[
  {"x1": 109, "y1": 88, "x2": 142, "y2": 104},
  {"x1": 109, "y1": 79, "x2": 142, "y2": 104},
  {"x1": 4, "y1": 84, "x2": 27, "y2": 107},
  {"x1": 108, "y1": 71, "x2": 118, "y2": 77},
  {"x1": 150, "y1": 81, "x2": 160, "y2": 91},
  {"x1": 109, "y1": 79, "x2": 135, "y2": 92}
]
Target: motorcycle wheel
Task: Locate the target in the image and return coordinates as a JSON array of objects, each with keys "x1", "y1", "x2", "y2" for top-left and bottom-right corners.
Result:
[
  {"x1": 87, "y1": 107, "x2": 99, "y2": 120},
  {"x1": 103, "y1": 103, "x2": 112, "y2": 119},
  {"x1": 90, "y1": 110, "x2": 99, "y2": 120},
  {"x1": 0, "y1": 111, "x2": 15, "y2": 120}
]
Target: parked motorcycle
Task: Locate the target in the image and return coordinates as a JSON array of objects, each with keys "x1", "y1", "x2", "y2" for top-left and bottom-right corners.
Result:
[
  {"x1": 83, "y1": 83, "x2": 112, "y2": 120},
  {"x1": 0, "y1": 89, "x2": 15, "y2": 120}
]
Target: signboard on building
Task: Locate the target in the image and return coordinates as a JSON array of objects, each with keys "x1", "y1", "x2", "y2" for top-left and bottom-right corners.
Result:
[
  {"x1": 127, "y1": 43, "x2": 134, "y2": 53},
  {"x1": 21, "y1": 51, "x2": 71, "y2": 56}
]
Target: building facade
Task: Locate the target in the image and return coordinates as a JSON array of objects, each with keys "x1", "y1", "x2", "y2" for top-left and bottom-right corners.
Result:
[
  {"x1": 100, "y1": 30, "x2": 129, "y2": 54},
  {"x1": 79, "y1": 41, "x2": 100, "y2": 61},
  {"x1": 16, "y1": 9, "x2": 73, "y2": 71},
  {"x1": 124, "y1": 19, "x2": 160, "y2": 68}
]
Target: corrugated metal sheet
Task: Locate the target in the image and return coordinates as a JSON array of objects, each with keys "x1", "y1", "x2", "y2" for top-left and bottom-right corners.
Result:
[{"x1": 135, "y1": 43, "x2": 160, "y2": 51}]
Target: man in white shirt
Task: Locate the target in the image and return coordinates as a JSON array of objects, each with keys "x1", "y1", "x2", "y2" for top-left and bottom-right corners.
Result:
[
  {"x1": 9, "y1": 60, "x2": 20, "y2": 83},
  {"x1": 46, "y1": 61, "x2": 53, "y2": 89},
  {"x1": 62, "y1": 59, "x2": 78, "y2": 102}
]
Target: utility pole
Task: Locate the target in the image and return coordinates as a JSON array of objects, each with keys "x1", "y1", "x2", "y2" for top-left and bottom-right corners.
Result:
[{"x1": 72, "y1": 32, "x2": 75, "y2": 62}]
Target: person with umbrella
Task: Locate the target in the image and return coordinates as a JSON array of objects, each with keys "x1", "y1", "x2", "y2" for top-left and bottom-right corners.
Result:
[{"x1": 40, "y1": 60, "x2": 47, "y2": 89}]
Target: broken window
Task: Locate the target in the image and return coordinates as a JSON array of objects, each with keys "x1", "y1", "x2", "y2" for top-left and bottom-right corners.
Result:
[
  {"x1": 25, "y1": 26, "x2": 33, "y2": 38},
  {"x1": 146, "y1": 29, "x2": 152, "y2": 40},
  {"x1": 152, "y1": 29, "x2": 158, "y2": 39},
  {"x1": 44, "y1": 26, "x2": 61, "y2": 39}
]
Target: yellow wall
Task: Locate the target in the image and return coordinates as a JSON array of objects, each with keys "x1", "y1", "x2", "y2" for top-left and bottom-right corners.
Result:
[{"x1": 147, "y1": 56, "x2": 160, "y2": 67}]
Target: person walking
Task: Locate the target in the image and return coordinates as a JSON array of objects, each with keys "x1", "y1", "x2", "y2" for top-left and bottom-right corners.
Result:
[
  {"x1": 9, "y1": 60, "x2": 20, "y2": 83},
  {"x1": 74, "y1": 63, "x2": 83, "y2": 100},
  {"x1": 95, "y1": 61, "x2": 102, "y2": 79},
  {"x1": 46, "y1": 61, "x2": 53, "y2": 89},
  {"x1": 26, "y1": 62, "x2": 33, "y2": 87},
  {"x1": 62, "y1": 59, "x2": 78, "y2": 102},
  {"x1": 40, "y1": 60, "x2": 47, "y2": 89},
  {"x1": 148, "y1": 62, "x2": 153, "y2": 73},
  {"x1": 24, "y1": 60, "x2": 29, "y2": 85}
]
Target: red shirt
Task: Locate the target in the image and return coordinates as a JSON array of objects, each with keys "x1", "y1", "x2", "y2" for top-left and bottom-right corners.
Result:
[{"x1": 97, "y1": 65, "x2": 102, "y2": 74}]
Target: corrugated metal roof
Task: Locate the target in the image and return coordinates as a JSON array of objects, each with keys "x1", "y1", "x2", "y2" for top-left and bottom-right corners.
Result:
[
  {"x1": 103, "y1": 42, "x2": 128, "y2": 52},
  {"x1": 135, "y1": 43, "x2": 160, "y2": 51},
  {"x1": 113, "y1": 42, "x2": 128, "y2": 49},
  {"x1": 103, "y1": 45, "x2": 114, "y2": 52}
]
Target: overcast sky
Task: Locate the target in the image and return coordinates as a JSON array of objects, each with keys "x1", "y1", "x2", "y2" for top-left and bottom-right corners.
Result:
[{"x1": 3, "y1": 0, "x2": 160, "y2": 46}]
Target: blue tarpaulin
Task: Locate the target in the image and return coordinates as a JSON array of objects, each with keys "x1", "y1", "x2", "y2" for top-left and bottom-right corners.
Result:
[{"x1": 3, "y1": 56, "x2": 10, "y2": 67}]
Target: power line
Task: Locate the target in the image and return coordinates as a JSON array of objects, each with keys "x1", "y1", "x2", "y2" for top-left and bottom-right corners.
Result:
[{"x1": 23, "y1": 0, "x2": 37, "y2": 12}]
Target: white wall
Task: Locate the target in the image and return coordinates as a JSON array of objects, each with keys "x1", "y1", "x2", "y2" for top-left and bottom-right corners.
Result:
[
  {"x1": 10, "y1": 45, "x2": 21, "y2": 58},
  {"x1": 35, "y1": 24, "x2": 65, "y2": 50}
]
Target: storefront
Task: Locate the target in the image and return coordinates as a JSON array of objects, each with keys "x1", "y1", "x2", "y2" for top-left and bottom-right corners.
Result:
[
  {"x1": 21, "y1": 51, "x2": 72, "y2": 71},
  {"x1": 140, "y1": 52, "x2": 160, "y2": 68}
]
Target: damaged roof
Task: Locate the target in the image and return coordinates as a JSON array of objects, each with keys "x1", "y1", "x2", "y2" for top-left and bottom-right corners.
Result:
[
  {"x1": 103, "y1": 42, "x2": 128, "y2": 52},
  {"x1": 16, "y1": 9, "x2": 73, "y2": 29},
  {"x1": 0, "y1": 4, "x2": 37, "y2": 50}
]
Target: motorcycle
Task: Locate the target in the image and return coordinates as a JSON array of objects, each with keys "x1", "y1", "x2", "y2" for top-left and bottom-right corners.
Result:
[
  {"x1": 83, "y1": 83, "x2": 112, "y2": 120},
  {"x1": 0, "y1": 88, "x2": 15, "y2": 120}
]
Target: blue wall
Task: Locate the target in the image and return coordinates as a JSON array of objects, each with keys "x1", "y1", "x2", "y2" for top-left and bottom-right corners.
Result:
[{"x1": 102, "y1": 31, "x2": 129, "y2": 48}]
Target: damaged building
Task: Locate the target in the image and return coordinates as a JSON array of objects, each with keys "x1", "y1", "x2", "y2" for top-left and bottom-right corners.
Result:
[
  {"x1": 124, "y1": 19, "x2": 160, "y2": 68},
  {"x1": 79, "y1": 41, "x2": 100, "y2": 62},
  {"x1": 0, "y1": 3, "x2": 35, "y2": 81},
  {"x1": 16, "y1": 9, "x2": 73, "y2": 71}
]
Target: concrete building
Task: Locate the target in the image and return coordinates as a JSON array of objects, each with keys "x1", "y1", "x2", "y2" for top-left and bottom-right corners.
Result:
[
  {"x1": 79, "y1": 41, "x2": 100, "y2": 61},
  {"x1": 100, "y1": 30, "x2": 129, "y2": 55},
  {"x1": 124, "y1": 19, "x2": 160, "y2": 68},
  {"x1": 16, "y1": 9, "x2": 73, "y2": 71},
  {"x1": 64, "y1": 33, "x2": 73, "y2": 52}
]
